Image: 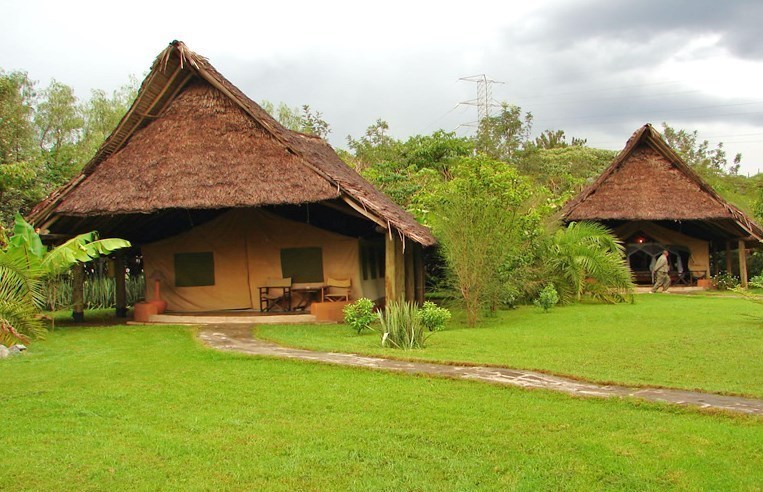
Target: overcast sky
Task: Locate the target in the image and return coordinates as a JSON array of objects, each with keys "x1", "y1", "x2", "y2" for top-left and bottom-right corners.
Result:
[{"x1": 2, "y1": 0, "x2": 762, "y2": 174}]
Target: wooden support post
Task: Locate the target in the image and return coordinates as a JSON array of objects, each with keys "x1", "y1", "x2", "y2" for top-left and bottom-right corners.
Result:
[
  {"x1": 385, "y1": 233, "x2": 405, "y2": 304},
  {"x1": 739, "y1": 240, "x2": 749, "y2": 288},
  {"x1": 114, "y1": 253, "x2": 127, "y2": 318},
  {"x1": 725, "y1": 241, "x2": 733, "y2": 273},
  {"x1": 404, "y1": 244, "x2": 415, "y2": 303},
  {"x1": 413, "y1": 243, "x2": 425, "y2": 306},
  {"x1": 72, "y1": 263, "x2": 85, "y2": 322},
  {"x1": 711, "y1": 241, "x2": 720, "y2": 277}
]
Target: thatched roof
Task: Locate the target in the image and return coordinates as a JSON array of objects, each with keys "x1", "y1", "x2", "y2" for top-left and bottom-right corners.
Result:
[
  {"x1": 30, "y1": 41, "x2": 435, "y2": 246},
  {"x1": 561, "y1": 124, "x2": 763, "y2": 241}
]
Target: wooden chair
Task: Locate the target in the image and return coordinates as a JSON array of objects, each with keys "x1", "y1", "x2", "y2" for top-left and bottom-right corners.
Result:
[
  {"x1": 324, "y1": 277, "x2": 351, "y2": 302},
  {"x1": 259, "y1": 277, "x2": 292, "y2": 312}
]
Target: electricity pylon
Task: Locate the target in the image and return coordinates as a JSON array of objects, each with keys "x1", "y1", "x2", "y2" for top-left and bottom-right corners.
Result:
[{"x1": 458, "y1": 74, "x2": 504, "y2": 128}]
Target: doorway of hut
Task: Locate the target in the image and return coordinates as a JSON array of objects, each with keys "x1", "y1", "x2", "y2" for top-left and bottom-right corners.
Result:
[{"x1": 625, "y1": 238, "x2": 690, "y2": 285}]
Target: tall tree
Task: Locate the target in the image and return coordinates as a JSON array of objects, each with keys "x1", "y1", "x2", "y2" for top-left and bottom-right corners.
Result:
[
  {"x1": 661, "y1": 122, "x2": 741, "y2": 176},
  {"x1": 35, "y1": 80, "x2": 83, "y2": 188},
  {"x1": 260, "y1": 101, "x2": 331, "y2": 139},
  {"x1": 427, "y1": 155, "x2": 538, "y2": 326},
  {"x1": 517, "y1": 146, "x2": 616, "y2": 196},
  {"x1": 0, "y1": 71, "x2": 41, "y2": 227},
  {"x1": 0, "y1": 70, "x2": 36, "y2": 164},
  {"x1": 79, "y1": 78, "x2": 138, "y2": 162},
  {"x1": 474, "y1": 102, "x2": 533, "y2": 162}
]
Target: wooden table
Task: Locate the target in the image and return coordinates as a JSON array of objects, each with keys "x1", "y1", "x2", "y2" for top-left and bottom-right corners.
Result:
[{"x1": 291, "y1": 284, "x2": 325, "y2": 311}]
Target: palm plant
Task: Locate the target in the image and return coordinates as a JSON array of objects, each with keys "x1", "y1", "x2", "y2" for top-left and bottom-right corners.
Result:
[
  {"x1": 0, "y1": 253, "x2": 45, "y2": 346},
  {"x1": 543, "y1": 221, "x2": 634, "y2": 304},
  {"x1": 0, "y1": 214, "x2": 130, "y2": 345}
]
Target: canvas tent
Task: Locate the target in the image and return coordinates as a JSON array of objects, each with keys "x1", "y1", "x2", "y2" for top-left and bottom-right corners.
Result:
[
  {"x1": 561, "y1": 124, "x2": 763, "y2": 286},
  {"x1": 29, "y1": 41, "x2": 434, "y2": 316}
]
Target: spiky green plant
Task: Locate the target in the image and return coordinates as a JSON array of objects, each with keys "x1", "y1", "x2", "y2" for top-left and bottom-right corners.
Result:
[
  {"x1": 379, "y1": 301, "x2": 426, "y2": 349},
  {"x1": 544, "y1": 221, "x2": 634, "y2": 304}
]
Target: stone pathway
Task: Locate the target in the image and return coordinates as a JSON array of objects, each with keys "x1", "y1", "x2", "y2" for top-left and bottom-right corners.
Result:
[{"x1": 198, "y1": 325, "x2": 763, "y2": 417}]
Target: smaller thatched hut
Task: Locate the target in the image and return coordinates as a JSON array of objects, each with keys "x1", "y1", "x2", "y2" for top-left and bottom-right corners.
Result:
[
  {"x1": 29, "y1": 41, "x2": 435, "y2": 318},
  {"x1": 562, "y1": 124, "x2": 763, "y2": 287}
]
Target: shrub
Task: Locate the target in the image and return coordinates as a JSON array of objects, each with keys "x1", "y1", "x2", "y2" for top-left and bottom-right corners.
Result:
[
  {"x1": 713, "y1": 271, "x2": 740, "y2": 291},
  {"x1": 748, "y1": 274, "x2": 763, "y2": 289},
  {"x1": 419, "y1": 301, "x2": 451, "y2": 332},
  {"x1": 379, "y1": 301, "x2": 425, "y2": 349},
  {"x1": 343, "y1": 298, "x2": 376, "y2": 334},
  {"x1": 533, "y1": 284, "x2": 559, "y2": 312}
]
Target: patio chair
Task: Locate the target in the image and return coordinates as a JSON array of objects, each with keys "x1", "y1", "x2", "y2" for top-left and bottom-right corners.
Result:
[
  {"x1": 259, "y1": 277, "x2": 292, "y2": 312},
  {"x1": 324, "y1": 277, "x2": 351, "y2": 302}
]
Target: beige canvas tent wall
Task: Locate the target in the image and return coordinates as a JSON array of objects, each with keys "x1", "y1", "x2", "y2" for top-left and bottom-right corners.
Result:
[{"x1": 142, "y1": 209, "x2": 377, "y2": 312}]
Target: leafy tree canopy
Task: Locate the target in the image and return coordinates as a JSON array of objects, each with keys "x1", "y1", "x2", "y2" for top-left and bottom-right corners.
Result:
[{"x1": 260, "y1": 101, "x2": 331, "y2": 139}]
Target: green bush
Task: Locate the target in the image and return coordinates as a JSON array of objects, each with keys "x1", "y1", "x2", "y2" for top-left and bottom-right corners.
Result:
[
  {"x1": 748, "y1": 274, "x2": 763, "y2": 289},
  {"x1": 379, "y1": 301, "x2": 425, "y2": 349},
  {"x1": 343, "y1": 298, "x2": 376, "y2": 334},
  {"x1": 419, "y1": 301, "x2": 451, "y2": 331},
  {"x1": 713, "y1": 271, "x2": 740, "y2": 291},
  {"x1": 533, "y1": 284, "x2": 559, "y2": 312}
]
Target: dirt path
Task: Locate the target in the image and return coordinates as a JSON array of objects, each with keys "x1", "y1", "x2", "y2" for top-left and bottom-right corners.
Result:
[{"x1": 198, "y1": 324, "x2": 763, "y2": 417}]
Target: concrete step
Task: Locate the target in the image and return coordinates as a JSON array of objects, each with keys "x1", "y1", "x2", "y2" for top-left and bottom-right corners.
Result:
[{"x1": 148, "y1": 313, "x2": 317, "y2": 325}]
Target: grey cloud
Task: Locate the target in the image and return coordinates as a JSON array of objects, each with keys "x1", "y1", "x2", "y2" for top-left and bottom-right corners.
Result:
[{"x1": 523, "y1": 0, "x2": 763, "y2": 60}]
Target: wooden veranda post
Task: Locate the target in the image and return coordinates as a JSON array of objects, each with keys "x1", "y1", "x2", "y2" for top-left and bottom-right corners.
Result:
[
  {"x1": 739, "y1": 240, "x2": 748, "y2": 288},
  {"x1": 114, "y1": 253, "x2": 127, "y2": 318},
  {"x1": 404, "y1": 246, "x2": 415, "y2": 303},
  {"x1": 725, "y1": 241, "x2": 733, "y2": 273},
  {"x1": 413, "y1": 243, "x2": 425, "y2": 306},
  {"x1": 385, "y1": 233, "x2": 405, "y2": 304},
  {"x1": 72, "y1": 262, "x2": 85, "y2": 322}
]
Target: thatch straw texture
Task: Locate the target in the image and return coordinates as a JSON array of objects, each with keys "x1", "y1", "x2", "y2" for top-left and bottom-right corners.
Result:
[
  {"x1": 30, "y1": 41, "x2": 435, "y2": 247},
  {"x1": 562, "y1": 124, "x2": 763, "y2": 240},
  {"x1": 566, "y1": 145, "x2": 726, "y2": 220},
  {"x1": 56, "y1": 81, "x2": 339, "y2": 213}
]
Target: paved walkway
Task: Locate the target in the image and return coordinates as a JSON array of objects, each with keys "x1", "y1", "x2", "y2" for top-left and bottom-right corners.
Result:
[{"x1": 198, "y1": 325, "x2": 763, "y2": 417}]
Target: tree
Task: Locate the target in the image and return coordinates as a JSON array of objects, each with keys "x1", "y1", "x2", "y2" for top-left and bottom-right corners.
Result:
[
  {"x1": 0, "y1": 215, "x2": 131, "y2": 346},
  {"x1": 474, "y1": 102, "x2": 533, "y2": 162},
  {"x1": 345, "y1": 119, "x2": 401, "y2": 172},
  {"x1": 346, "y1": 123, "x2": 472, "y2": 212},
  {"x1": 517, "y1": 146, "x2": 617, "y2": 197},
  {"x1": 527, "y1": 129, "x2": 587, "y2": 151},
  {"x1": 0, "y1": 70, "x2": 42, "y2": 227},
  {"x1": 661, "y1": 122, "x2": 741, "y2": 176},
  {"x1": 35, "y1": 80, "x2": 84, "y2": 189},
  {"x1": 78, "y1": 78, "x2": 138, "y2": 164},
  {"x1": 427, "y1": 155, "x2": 538, "y2": 326},
  {"x1": 0, "y1": 70, "x2": 36, "y2": 164},
  {"x1": 260, "y1": 101, "x2": 331, "y2": 139}
]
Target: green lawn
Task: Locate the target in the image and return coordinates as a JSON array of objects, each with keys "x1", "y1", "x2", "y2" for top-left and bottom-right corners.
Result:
[
  {"x1": 257, "y1": 293, "x2": 763, "y2": 398},
  {"x1": 1, "y1": 323, "x2": 762, "y2": 490}
]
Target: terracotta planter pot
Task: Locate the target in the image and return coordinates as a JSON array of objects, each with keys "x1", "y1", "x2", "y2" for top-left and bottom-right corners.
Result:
[{"x1": 696, "y1": 278, "x2": 713, "y2": 289}]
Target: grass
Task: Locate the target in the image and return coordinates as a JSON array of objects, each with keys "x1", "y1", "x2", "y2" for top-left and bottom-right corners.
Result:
[
  {"x1": 1, "y1": 322, "x2": 762, "y2": 490},
  {"x1": 257, "y1": 293, "x2": 763, "y2": 398}
]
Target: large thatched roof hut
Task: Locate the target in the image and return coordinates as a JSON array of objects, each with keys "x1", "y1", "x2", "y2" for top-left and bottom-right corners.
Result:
[
  {"x1": 562, "y1": 124, "x2": 762, "y2": 286},
  {"x1": 30, "y1": 41, "x2": 434, "y2": 316}
]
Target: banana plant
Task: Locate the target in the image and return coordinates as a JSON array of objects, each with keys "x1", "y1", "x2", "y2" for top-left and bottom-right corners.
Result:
[{"x1": 0, "y1": 214, "x2": 131, "y2": 346}]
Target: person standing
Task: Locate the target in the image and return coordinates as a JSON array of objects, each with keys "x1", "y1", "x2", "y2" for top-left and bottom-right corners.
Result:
[{"x1": 651, "y1": 250, "x2": 671, "y2": 293}]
